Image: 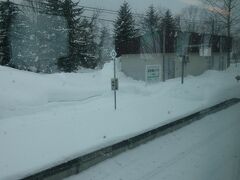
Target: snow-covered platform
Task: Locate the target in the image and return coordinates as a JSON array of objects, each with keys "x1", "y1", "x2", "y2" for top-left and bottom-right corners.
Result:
[
  {"x1": 0, "y1": 63, "x2": 240, "y2": 179},
  {"x1": 67, "y1": 102, "x2": 240, "y2": 180}
]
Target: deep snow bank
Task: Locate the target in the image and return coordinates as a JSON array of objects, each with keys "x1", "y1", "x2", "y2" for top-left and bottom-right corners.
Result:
[{"x1": 0, "y1": 63, "x2": 240, "y2": 179}]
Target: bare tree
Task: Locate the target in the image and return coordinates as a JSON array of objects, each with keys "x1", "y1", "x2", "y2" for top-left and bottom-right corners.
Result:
[
  {"x1": 179, "y1": 5, "x2": 221, "y2": 34},
  {"x1": 179, "y1": 5, "x2": 203, "y2": 32},
  {"x1": 202, "y1": 0, "x2": 240, "y2": 67}
]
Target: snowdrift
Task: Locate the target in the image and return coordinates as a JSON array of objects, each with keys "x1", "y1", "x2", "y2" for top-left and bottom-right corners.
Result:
[{"x1": 0, "y1": 62, "x2": 240, "y2": 179}]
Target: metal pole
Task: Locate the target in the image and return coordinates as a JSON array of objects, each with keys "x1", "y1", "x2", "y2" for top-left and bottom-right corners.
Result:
[
  {"x1": 162, "y1": 25, "x2": 166, "y2": 82},
  {"x1": 211, "y1": 19, "x2": 215, "y2": 69},
  {"x1": 181, "y1": 56, "x2": 184, "y2": 84},
  {"x1": 220, "y1": 37, "x2": 223, "y2": 71},
  {"x1": 211, "y1": 19, "x2": 215, "y2": 35},
  {"x1": 114, "y1": 57, "x2": 117, "y2": 110}
]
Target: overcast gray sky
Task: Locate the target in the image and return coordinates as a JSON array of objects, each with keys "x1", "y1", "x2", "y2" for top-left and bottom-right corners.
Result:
[
  {"x1": 5, "y1": 0, "x2": 203, "y2": 23},
  {"x1": 80, "y1": 0, "x2": 202, "y2": 14},
  {"x1": 6, "y1": 0, "x2": 202, "y2": 14}
]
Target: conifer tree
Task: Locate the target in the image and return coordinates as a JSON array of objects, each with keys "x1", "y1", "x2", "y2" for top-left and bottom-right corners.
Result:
[
  {"x1": 143, "y1": 5, "x2": 160, "y2": 34},
  {"x1": 59, "y1": 0, "x2": 84, "y2": 72},
  {"x1": 77, "y1": 17, "x2": 98, "y2": 69},
  {"x1": 44, "y1": 0, "x2": 63, "y2": 15},
  {"x1": 114, "y1": 2, "x2": 137, "y2": 56},
  {"x1": 142, "y1": 5, "x2": 161, "y2": 53},
  {"x1": 161, "y1": 10, "x2": 177, "y2": 52},
  {"x1": 0, "y1": 0, "x2": 18, "y2": 65},
  {"x1": 59, "y1": 0, "x2": 99, "y2": 71}
]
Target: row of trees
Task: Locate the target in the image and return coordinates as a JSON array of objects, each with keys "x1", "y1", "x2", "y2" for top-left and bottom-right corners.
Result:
[
  {"x1": 0, "y1": 0, "x2": 179, "y2": 72},
  {"x1": 114, "y1": 0, "x2": 240, "y2": 67},
  {"x1": 114, "y1": 2, "x2": 178, "y2": 56},
  {"x1": 1, "y1": 0, "x2": 239, "y2": 72}
]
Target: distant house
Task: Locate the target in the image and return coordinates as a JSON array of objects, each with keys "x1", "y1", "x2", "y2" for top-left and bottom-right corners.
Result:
[
  {"x1": 117, "y1": 31, "x2": 231, "y2": 82},
  {"x1": 5, "y1": 6, "x2": 68, "y2": 73}
]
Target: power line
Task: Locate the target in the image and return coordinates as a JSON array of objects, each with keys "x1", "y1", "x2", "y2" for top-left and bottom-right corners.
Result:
[
  {"x1": 1, "y1": 0, "x2": 225, "y2": 25},
  {"x1": 78, "y1": 5, "x2": 145, "y2": 18},
  {"x1": 2, "y1": 1, "x2": 115, "y2": 23},
  {"x1": 18, "y1": 0, "x2": 223, "y2": 23},
  {"x1": 82, "y1": 15, "x2": 114, "y2": 23},
  {"x1": 19, "y1": 0, "x2": 144, "y2": 17}
]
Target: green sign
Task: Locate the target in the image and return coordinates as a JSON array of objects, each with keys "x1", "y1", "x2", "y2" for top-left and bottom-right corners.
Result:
[{"x1": 146, "y1": 65, "x2": 160, "y2": 82}]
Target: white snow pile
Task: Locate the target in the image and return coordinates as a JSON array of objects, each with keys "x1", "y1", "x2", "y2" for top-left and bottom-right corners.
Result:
[{"x1": 0, "y1": 62, "x2": 240, "y2": 180}]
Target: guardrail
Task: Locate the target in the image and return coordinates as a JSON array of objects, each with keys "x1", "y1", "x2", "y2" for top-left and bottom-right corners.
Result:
[{"x1": 22, "y1": 98, "x2": 240, "y2": 180}]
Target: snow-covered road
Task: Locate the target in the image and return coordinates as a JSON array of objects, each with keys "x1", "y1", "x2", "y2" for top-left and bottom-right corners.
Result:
[{"x1": 66, "y1": 103, "x2": 240, "y2": 180}]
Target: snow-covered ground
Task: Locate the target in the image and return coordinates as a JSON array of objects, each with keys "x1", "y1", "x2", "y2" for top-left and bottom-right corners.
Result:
[
  {"x1": 66, "y1": 103, "x2": 240, "y2": 180},
  {"x1": 0, "y1": 62, "x2": 240, "y2": 179}
]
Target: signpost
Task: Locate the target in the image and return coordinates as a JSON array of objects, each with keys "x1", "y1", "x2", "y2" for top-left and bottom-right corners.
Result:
[
  {"x1": 199, "y1": 46, "x2": 212, "y2": 57},
  {"x1": 110, "y1": 49, "x2": 118, "y2": 110}
]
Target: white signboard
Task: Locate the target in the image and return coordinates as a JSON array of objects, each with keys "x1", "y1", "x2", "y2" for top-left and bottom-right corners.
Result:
[
  {"x1": 110, "y1": 49, "x2": 117, "y2": 59},
  {"x1": 145, "y1": 65, "x2": 160, "y2": 82},
  {"x1": 199, "y1": 47, "x2": 212, "y2": 57}
]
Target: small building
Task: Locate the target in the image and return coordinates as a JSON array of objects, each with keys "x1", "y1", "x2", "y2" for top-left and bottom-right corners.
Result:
[{"x1": 117, "y1": 31, "x2": 231, "y2": 82}]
